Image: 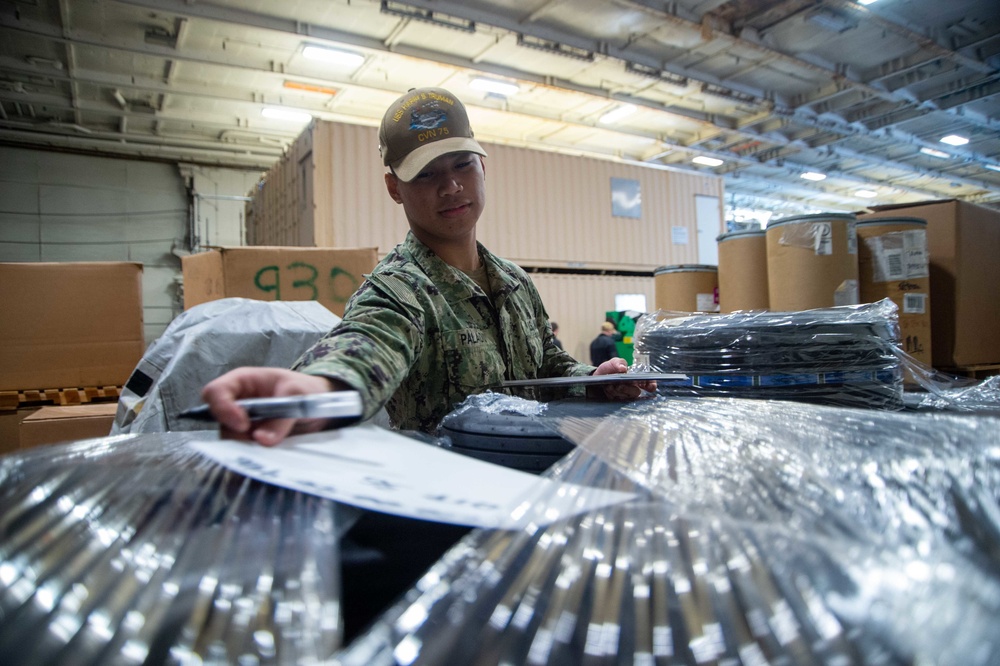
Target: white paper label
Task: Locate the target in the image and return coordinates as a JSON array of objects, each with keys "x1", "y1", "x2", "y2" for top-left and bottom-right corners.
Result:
[
  {"x1": 902, "y1": 230, "x2": 929, "y2": 279},
  {"x1": 696, "y1": 293, "x2": 717, "y2": 312},
  {"x1": 884, "y1": 248, "x2": 905, "y2": 280},
  {"x1": 813, "y1": 222, "x2": 833, "y2": 255},
  {"x1": 903, "y1": 293, "x2": 927, "y2": 314},
  {"x1": 834, "y1": 279, "x2": 859, "y2": 306},
  {"x1": 867, "y1": 230, "x2": 928, "y2": 282},
  {"x1": 187, "y1": 426, "x2": 636, "y2": 529}
]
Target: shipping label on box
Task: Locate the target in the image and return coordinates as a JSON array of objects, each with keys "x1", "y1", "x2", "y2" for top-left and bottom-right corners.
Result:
[
  {"x1": 183, "y1": 247, "x2": 378, "y2": 317},
  {"x1": 0, "y1": 262, "x2": 146, "y2": 391}
]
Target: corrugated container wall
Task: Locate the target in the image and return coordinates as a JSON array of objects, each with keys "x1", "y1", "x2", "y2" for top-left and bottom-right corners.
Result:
[
  {"x1": 248, "y1": 121, "x2": 724, "y2": 272},
  {"x1": 529, "y1": 273, "x2": 655, "y2": 363}
]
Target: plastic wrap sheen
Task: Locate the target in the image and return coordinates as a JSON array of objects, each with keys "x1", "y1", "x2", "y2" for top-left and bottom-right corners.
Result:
[
  {"x1": 632, "y1": 300, "x2": 903, "y2": 409},
  {"x1": 335, "y1": 397, "x2": 1000, "y2": 665}
]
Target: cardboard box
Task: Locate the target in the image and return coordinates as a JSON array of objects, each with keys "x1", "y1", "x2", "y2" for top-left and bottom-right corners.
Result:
[
  {"x1": 856, "y1": 218, "x2": 932, "y2": 368},
  {"x1": 182, "y1": 246, "x2": 378, "y2": 317},
  {"x1": 1, "y1": 408, "x2": 38, "y2": 455},
  {"x1": 19, "y1": 403, "x2": 118, "y2": 449},
  {"x1": 861, "y1": 200, "x2": 1000, "y2": 367},
  {"x1": 0, "y1": 262, "x2": 146, "y2": 391}
]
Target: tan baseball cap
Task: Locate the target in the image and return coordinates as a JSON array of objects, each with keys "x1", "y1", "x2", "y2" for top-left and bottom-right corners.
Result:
[{"x1": 378, "y1": 87, "x2": 487, "y2": 182}]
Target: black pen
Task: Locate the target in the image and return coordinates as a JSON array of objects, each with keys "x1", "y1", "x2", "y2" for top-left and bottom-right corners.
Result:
[{"x1": 180, "y1": 391, "x2": 364, "y2": 427}]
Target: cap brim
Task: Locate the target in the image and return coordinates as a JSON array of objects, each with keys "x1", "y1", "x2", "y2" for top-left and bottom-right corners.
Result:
[{"x1": 391, "y1": 137, "x2": 487, "y2": 182}]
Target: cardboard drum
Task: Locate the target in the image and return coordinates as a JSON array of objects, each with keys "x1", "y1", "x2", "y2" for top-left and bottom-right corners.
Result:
[
  {"x1": 654, "y1": 265, "x2": 719, "y2": 313},
  {"x1": 766, "y1": 213, "x2": 859, "y2": 312},
  {"x1": 717, "y1": 229, "x2": 768, "y2": 313}
]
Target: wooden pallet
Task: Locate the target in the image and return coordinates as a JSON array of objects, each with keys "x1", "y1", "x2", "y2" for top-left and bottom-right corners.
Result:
[
  {"x1": 0, "y1": 386, "x2": 122, "y2": 411},
  {"x1": 940, "y1": 364, "x2": 1000, "y2": 380}
]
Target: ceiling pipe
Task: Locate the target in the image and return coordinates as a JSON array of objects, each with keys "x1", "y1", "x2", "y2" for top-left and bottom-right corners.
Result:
[
  {"x1": 0, "y1": 127, "x2": 280, "y2": 169},
  {"x1": 0, "y1": 120, "x2": 286, "y2": 158}
]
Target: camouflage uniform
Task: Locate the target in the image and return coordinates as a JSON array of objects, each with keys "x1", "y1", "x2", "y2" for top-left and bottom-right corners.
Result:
[{"x1": 293, "y1": 231, "x2": 594, "y2": 432}]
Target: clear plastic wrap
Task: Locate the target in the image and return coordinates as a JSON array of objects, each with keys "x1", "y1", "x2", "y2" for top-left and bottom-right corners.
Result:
[
  {"x1": 436, "y1": 394, "x2": 628, "y2": 474},
  {"x1": 632, "y1": 299, "x2": 904, "y2": 409},
  {"x1": 334, "y1": 397, "x2": 1000, "y2": 665},
  {"x1": 438, "y1": 392, "x2": 549, "y2": 422},
  {"x1": 0, "y1": 433, "x2": 346, "y2": 664},
  {"x1": 894, "y1": 353, "x2": 1000, "y2": 413},
  {"x1": 771, "y1": 212, "x2": 856, "y2": 254},
  {"x1": 907, "y1": 375, "x2": 1000, "y2": 412},
  {"x1": 860, "y1": 227, "x2": 929, "y2": 284},
  {"x1": 628, "y1": 298, "x2": 999, "y2": 413}
]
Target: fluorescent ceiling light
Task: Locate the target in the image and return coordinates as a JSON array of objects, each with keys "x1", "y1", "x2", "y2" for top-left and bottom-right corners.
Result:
[
  {"x1": 728, "y1": 207, "x2": 773, "y2": 226},
  {"x1": 985, "y1": 164, "x2": 1000, "y2": 172},
  {"x1": 800, "y1": 172, "x2": 827, "y2": 181},
  {"x1": 469, "y1": 77, "x2": 519, "y2": 96},
  {"x1": 302, "y1": 45, "x2": 365, "y2": 67},
  {"x1": 857, "y1": 0, "x2": 878, "y2": 5},
  {"x1": 598, "y1": 104, "x2": 636, "y2": 124},
  {"x1": 939, "y1": 134, "x2": 969, "y2": 146},
  {"x1": 855, "y1": 189, "x2": 878, "y2": 198},
  {"x1": 920, "y1": 147, "x2": 950, "y2": 159},
  {"x1": 261, "y1": 107, "x2": 312, "y2": 123},
  {"x1": 692, "y1": 156, "x2": 724, "y2": 167},
  {"x1": 284, "y1": 80, "x2": 339, "y2": 95}
]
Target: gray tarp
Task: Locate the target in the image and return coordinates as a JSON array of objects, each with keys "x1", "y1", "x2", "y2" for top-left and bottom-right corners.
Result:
[{"x1": 112, "y1": 298, "x2": 339, "y2": 434}]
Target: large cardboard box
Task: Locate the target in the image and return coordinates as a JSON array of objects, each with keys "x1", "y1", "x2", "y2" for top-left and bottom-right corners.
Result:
[
  {"x1": 1, "y1": 408, "x2": 38, "y2": 455},
  {"x1": 182, "y1": 246, "x2": 378, "y2": 317},
  {"x1": 19, "y1": 403, "x2": 118, "y2": 449},
  {"x1": 861, "y1": 200, "x2": 1000, "y2": 368},
  {"x1": 0, "y1": 262, "x2": 146, "y2": 391}
]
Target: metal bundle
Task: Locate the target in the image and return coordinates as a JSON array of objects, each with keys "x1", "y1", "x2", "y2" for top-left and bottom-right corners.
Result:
[
  {"x1": 336, "y1": 397, "x2": 1000, "y2": 665},
  {"x1": 633, "y1": 300, "x2": 904, "y2": 409},
  {"x1": 3, "y1": 394, "x2": 999, "y2": 665},
  {"x1": 0, "y1": 433, "x2": 343, "y2": 665}
]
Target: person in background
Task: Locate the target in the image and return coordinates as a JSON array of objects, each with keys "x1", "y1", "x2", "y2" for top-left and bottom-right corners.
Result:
[
  {"x1": 202, "y1": 87, "x2": 654, "y2": 445},
  {"x1": 550, "y1": 321, "x2": 564, "y2": 350},
  {"x1": 590, "y1": 321, "x2": 619, "y2": 366}
]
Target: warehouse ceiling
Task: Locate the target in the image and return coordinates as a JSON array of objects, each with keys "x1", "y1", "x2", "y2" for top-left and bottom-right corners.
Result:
[{"x1": 1, "y1": 0, "x2": 998, "y2": 218}]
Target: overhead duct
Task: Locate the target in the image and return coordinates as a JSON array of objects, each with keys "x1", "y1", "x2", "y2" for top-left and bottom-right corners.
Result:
[{"x1": 380, "y1": 0, "x2": 475, "y2": 32}]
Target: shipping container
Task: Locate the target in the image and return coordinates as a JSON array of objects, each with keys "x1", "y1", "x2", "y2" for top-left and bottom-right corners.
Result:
[{"x1": 247, "y1": 121, "x2": 724, "y2": 272}]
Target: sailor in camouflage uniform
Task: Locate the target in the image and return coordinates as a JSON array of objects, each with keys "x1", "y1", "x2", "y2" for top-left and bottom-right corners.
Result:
[{"x1": 202, "y1": 87, "x2": 653, "y2": 445}]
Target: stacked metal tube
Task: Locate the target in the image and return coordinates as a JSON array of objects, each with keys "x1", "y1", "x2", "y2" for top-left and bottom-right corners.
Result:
[
  {"x1": 337, "y1": 397, "x2": 1000, "y2": 665},
  {"x1": 4, "y1": 395, "x2": 1000, "y2": 664},
  {"x1": 0, "y1": 433, "x2": 343, "y2": 664},
  {"x1": 632, "y1": 299, "x2": 904, "y2": 409}
]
